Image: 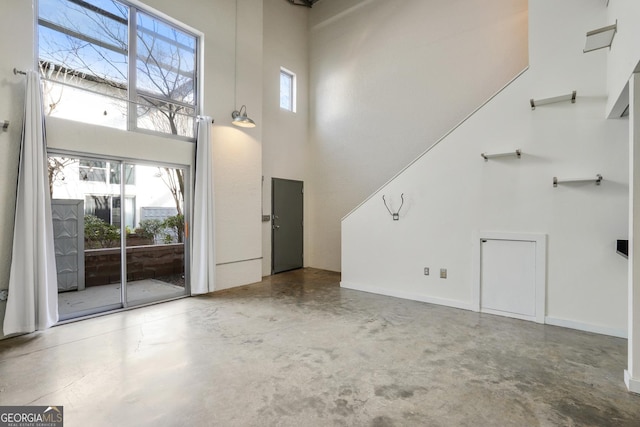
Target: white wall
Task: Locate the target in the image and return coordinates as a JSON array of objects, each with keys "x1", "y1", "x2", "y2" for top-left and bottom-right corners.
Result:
[
  {"x1": 0, "y1": 0, "x2": 263, "y2": 338},
  {"x1": 262, "y1": 0, "x2": 310, "y2": 276},
  {"x1": 606, "y1": 0, "x2": 640, "y2": 116},
  {"x1": 307, "y1": 0, "x2": 529, "y2": 272},
  {"x1": 342, "y1": 0, "x2": 629, "y2": 336}
]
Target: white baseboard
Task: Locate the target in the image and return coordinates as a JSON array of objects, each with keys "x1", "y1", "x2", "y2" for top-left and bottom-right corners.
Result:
[
  {"x1": 545, "y1": 316, "x2": 627, "y2": 339},
  {"x1": 625, "y1": 370, "x2": 640, "y2": 394},
  {"x1": 340, "y1": 281, "x2": 474, "y2": 311},
  {"x1": 339, "y1": 282, "x2": 627, "y2": 339}
]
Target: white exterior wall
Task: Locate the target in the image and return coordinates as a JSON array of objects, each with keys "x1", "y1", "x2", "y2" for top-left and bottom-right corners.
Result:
[
  {"x1": 342, "y1": 0, "x2": 630, "y2": 336},
  {"x1": 308, "y1": 0, "x2": 529, "y2": 272},
  {"x1": 49, "y1": 161, "x2": 178, "y2": 230},
  {"x1": 262, "y1": 0, "x2": 310, "y2": 276},
  {"x1": 0, "y1": 0, "x2": 263, "y2": 339}
]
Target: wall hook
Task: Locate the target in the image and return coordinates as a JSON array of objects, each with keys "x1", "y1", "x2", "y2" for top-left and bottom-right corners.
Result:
[
  {"x1": 2, "y1": 120, "x2": 8, "y2": 131},
  {"x1": 383, "y1": 193, "x2": 404, "y2": 220}
]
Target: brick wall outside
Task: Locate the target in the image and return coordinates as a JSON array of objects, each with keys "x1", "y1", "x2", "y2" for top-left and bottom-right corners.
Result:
[{"x1": 85, "y1": 244, "x2": 184, "y2": 286}]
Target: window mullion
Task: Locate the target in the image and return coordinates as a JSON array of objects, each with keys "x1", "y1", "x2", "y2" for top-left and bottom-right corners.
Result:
[
  {"x1": 128, "y1": 6, "x2": 137, "y2": 132},
  {"x1": 38, "y1": 0, "x2": 199, "y2": 140}
]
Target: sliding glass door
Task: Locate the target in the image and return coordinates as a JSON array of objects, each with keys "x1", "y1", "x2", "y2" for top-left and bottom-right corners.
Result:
[
  {"x1": 124, "y1": 163, "x2": 188, "y2": 307},
  {"x1": 49, "y1": 153, "x2": 189, "y2": 320}
]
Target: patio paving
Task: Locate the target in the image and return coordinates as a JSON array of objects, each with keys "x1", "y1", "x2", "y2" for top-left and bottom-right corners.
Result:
[{"x1": 58, "y1": 279, "x2": 186, "y2": 318}]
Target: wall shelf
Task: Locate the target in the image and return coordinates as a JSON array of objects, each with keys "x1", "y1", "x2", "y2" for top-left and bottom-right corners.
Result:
[
  {"x1": 481, "y1": 149, "x2": 521, "y2": 161},
  {"x1": 583, "y1": 21, "x2": 617, "y2": 53},
  {"x1": 553, "y1": 174, "x2": 602, "y2": 187},
  {"x1": 530, "y1": 91, "x2": 576, "y2": 110}
]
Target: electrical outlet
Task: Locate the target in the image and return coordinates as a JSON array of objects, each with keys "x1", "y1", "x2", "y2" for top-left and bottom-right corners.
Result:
[
  {"x1": 424, "y1": 267, "x2": 429, "y2": 276},
  {"x1": 440, "y1": 268, "x2": 447, "y2": 279},
  {"x1": 0, "y1": 289, "x2": 7, "y2": 301}
]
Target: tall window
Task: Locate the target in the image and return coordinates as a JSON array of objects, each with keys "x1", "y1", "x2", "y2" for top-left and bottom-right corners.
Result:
[
  {"x1": 280, "y1": 67, "x2": 296, "y2": 112},
  {"x1": 38, "y1": 0, "x2": 199, "y2": 139}
]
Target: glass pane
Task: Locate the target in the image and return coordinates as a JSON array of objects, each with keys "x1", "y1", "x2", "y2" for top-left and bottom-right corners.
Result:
[
  {"x1": 50, "y1": 156, "x2": 188, "y2": 318},
  {"x1": 85, "y1": 195, "x2": 111, "y2": 224},
  {"x1": 126, "y1": 164, "x2": 187, "y2": 306},
  {"x1": 39, "y1": 0, "x2": 129, "y2": 86},
  {"x1": 136, "y1": 96, "x2": 195, "y2": 138},
  {"x1": 79, "y1": 160, "x2": 107, "y2": 182},
  {"x1": 136, "y1": 12, "x2": 197, "y2": 106},
  {"x1": 110, "y1": 163, "x2": 135, "y2": 185},
  {"x1": 280, "y1": 71, "x2": 293, "y2": 110},
  {"x1": 42, "y1": 79, "x2": 127, "y2": 130},
  {"x1": 50, "y1": 155, "x2": 123, "y2": 320}
]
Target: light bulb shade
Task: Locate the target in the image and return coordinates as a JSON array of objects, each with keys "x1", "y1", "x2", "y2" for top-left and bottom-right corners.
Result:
[{"x1": 231, "y1": 105, "x2": 256, "y2": 128}]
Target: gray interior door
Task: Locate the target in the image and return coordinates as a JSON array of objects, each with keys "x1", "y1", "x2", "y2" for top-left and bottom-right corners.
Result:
[{"x1": 272, "y1": 178, "x2": 303, "y2": 274}]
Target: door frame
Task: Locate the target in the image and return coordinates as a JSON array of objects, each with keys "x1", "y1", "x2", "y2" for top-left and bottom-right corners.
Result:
[
  {"x1": 271, "y1": 177, "x2": 304, "y2": 274},
  {"x1": 472, "y1": 231, "x2": 547, "y2": 324},
  {"x1": 49, "y1": 149, "x2": 191, "y2": 320}
]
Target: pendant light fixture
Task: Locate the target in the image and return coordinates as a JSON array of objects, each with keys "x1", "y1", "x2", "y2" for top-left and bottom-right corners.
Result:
[{"x1": 231, "y1": 0, "x2": 256, "y2": 128}]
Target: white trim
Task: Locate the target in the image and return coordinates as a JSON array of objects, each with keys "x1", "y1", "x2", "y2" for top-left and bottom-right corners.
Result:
[
  {"x1": 38, "y1": 0, "x2": 205, "y2": 132},
  {"x1": 624, "y1": 370, "x2": 640, "y2": 394},
  {"x1": 340, "y1": 281, "x2": 474, "y2": 311},
  {"x1": 280, "y1": 67, "x2": 297, "y2": 113},
  {"x1": 474, "y1": 231, "x2": 547, "y2": 324},
  {"x1": 546, "y1": 316, "x2": 627, "y2": 339},
  {"x1": 126, "y1": 0, "x2": 204, "y2": 38}
]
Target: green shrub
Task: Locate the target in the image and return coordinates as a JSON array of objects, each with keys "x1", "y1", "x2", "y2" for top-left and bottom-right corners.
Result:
[
  {"x1": 84, "y1": 215, "x2": 120, "y2": 249},
  {"x1": 163, "y1": 214, "x2": 184, "y2": 243},
  {"x1": 138, "y1": 219, "x2": 165, "y2": 243}
]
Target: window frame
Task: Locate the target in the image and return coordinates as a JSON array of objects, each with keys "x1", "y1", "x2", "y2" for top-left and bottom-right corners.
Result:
[
  {"x1": 36, "y1": 0, "x2": 202, "y2": 142},
  {"x1": 280, "y1": 67, "x2": 296, "y2": 113},
  {"x1": 79, "y1": 160, "x2": 135, "y2": 185}
]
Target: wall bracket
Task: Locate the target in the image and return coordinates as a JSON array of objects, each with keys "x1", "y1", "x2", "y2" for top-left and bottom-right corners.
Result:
[
  {"x1": 383, "y1": 194, "x2": 404, "y2": 221},
  {"x1": 481, "y1": 149, "x2": 521, "y2": 161},
  {"x1": 553, "y1": 174, "x2": 603, "y2": 187}
]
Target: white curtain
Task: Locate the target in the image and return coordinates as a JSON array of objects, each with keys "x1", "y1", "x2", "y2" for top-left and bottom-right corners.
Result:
[
  {"x1": 3, "y1": 71, "x2": 58, "y2": 335},
  {"x1": 191, "y1": 116, "x2": 216, "y2": 295}
]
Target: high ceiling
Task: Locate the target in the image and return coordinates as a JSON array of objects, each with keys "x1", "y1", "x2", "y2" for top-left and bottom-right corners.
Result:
[{"x1": 286, "y1": 0, "x2": 321, "y2": 8}]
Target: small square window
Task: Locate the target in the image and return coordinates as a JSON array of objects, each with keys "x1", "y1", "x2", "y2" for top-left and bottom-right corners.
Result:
[{"x1": 280, "y1": 68, "x2": 296, "y2": 112}]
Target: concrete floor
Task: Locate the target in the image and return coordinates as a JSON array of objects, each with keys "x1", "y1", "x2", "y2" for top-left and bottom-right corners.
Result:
[{"x1": 1, "y1": 268, "x2": 639, "y2": 426}]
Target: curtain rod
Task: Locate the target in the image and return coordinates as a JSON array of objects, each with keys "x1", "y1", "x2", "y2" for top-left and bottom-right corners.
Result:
[
  {"x1": 196, "y1": 116, "x2": 214, "y2": 124},
  {"x1": 12, "y1": 67, "x2": 213, "y2": 124}
]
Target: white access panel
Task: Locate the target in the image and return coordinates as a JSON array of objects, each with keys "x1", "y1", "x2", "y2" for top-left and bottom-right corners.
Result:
[{"x1": 481, "y1": 239, "x2": 537, "y2": 321}]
